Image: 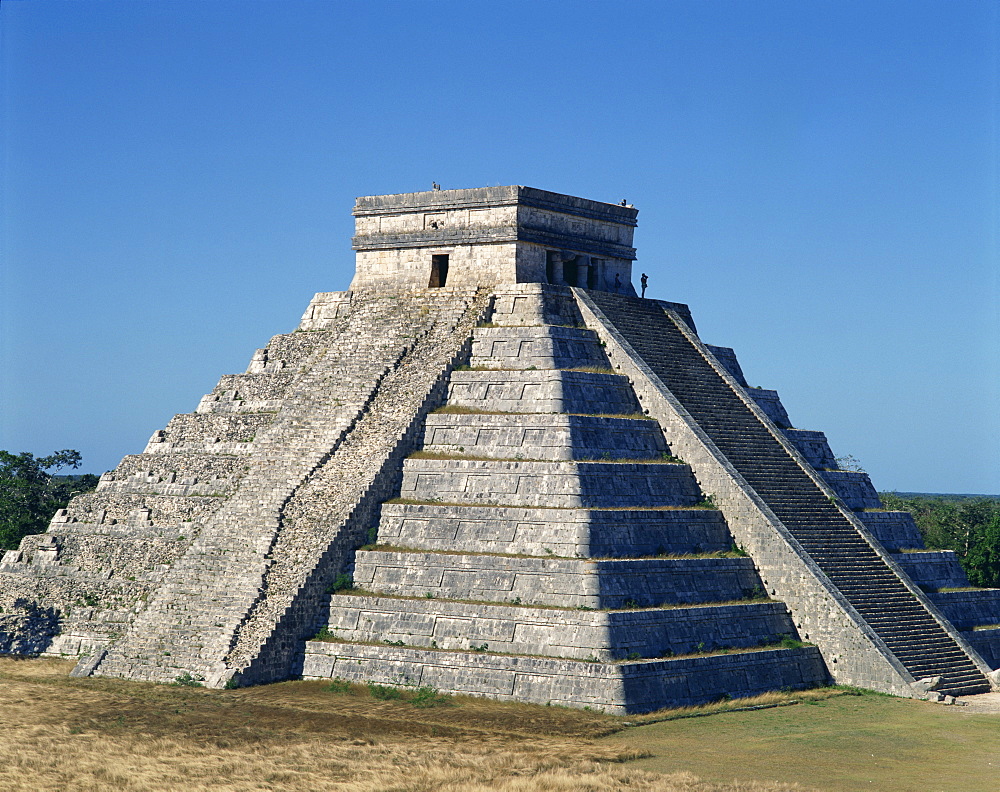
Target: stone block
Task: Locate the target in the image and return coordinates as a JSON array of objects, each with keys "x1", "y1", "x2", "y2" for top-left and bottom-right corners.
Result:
[
  {"x1": 470, "y1": 326, "x2": 609, "y2": 370},
  {"x1": 745, "y1": 389, "x2": 791, "y2": 428},
  {"x1": 446, "y1": 369, "x2": 640, "y2": 414},
  {"x1": 352, "y1": 550, "x2": 763, "y2": 608},
  {"x1": 705, "y1": 346, "x2": 748, "y2": 388},
  {"x1": 421, "y1": 412, "x2": 666, "y2": 460},
  {"x1": 819, "y1": 470, "x2": 882, "y2": 510},
  {"x1": 322, "y1": 594, "x2": 795, "y2": 659},
  {"x1": 783, "y1": 429, "x2": 837, "y2": 470},
  {"x1": 929, "y1": 589, "x2": 1000, "y2": 630},
  {"x1": 893, "y1": 551, "x2": 970, "y2": 590},
  {"x1": 963, "y1": 628, "x2": 1000, "y2": 670},
  {"x1": 489, "y1": 284, "x2": 585, "y2": 328},
  {"x1": 376, "y1": 503, "x2": 733, "y2": 557},
  {"x1": 398, "y1": 459, "x2": 702, "y2": 508},
  {"x1": 301, "y1": 640, "x2": 828, "y2": 713},
  {"x1": 299, "y1": 291, "x2": 352, "y2": 330},
  {"x1": 856, "y1": 511, "x2": 925, "y2": 551}
]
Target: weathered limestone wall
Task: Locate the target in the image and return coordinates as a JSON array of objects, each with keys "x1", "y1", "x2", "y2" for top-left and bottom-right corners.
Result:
[
  {"x1": 0, "y1": 324, "x2": 344, "y2": 659},
  {"x1": 421, "y1": 413, "x2": 666, "y2": 461},
  {"x1": 353, "y1": 243, "x2": 519, "y2": 291},
  {"x1": 321, "y1": 595, "x2": 797, "y2": 660},
  {"x1": 856, "y1": 511, "x2": 925, "y2": 551},
  {"x1": 298, "y1": 292, "x2": 352, "y2": 331},
  {"x1": 894, "y1": 551, "x2": 971, "y2": 590},
  {"x1": 376, "y1": 503, "x2": 733, "y2": 558},
  {"x1": 352, "y1": 551, "x2": 763, "y2": 609},
  {"x1": 470, "y1": 325, "x2": 611, "y2": 370},
  {"x1": 301, "y1": 641, "x2": 826, "y2": 715},
  {"x1": 398, "y1": 459, "x2": 702, "y2": 509},
  {"x1": 783, "y1": 430, "x2": 838, "y2": 470},
  {"x1": 745, "y1": 389, "x2": 791, "y2": 429},
  {"x1": 817, "y1": 470, "x2": 882, "y2": 510},
  {"x1": 446, "y1": 369, "x2": 640, "y2": 415},
  {"x1": 223, "y1": 290, "x2": 493, "y2": 686},
  {"x1": 299, "y1": 282, "x2": 828, "y2": 712},
  {"x1": 705, "y1": 346, "x2": 749, "y2": 387}
]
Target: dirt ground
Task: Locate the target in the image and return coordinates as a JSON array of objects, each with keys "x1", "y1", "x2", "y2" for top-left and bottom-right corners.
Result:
[{"x1": 955, "y1": 691, "x2": 1000, "y2": 714}]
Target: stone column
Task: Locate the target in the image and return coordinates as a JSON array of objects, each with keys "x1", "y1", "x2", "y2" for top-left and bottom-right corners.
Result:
[
  {"x1": 576, "y1": 256, "x2": 591, "y2": 290},
  {"x1": 547, "y1": 252, "x2": 564, "y2": 285}
]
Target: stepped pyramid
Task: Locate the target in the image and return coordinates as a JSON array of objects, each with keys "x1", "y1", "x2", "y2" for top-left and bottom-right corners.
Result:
[{"x1": 2, "y1": 186, "x2": 998, "y2": 712}]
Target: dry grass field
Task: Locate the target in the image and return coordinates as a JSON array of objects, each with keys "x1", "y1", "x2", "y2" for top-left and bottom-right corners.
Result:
[{"x1": 1, "y1": 657, "x2": 997, "y2": 791}]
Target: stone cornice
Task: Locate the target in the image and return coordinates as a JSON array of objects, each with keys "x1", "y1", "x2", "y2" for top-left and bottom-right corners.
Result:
[
  {"x1": 354, "y1": 186, "x2": 638, "y2": 228},
  {"x1": 353, "y1": 226, "x2": 637, "y2": 260}
]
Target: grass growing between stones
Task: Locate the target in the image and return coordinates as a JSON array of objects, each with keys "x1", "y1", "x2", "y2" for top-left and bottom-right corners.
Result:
[
  {"x1": 429, "y1": 405, "x2": 520, "y2": 415},
  {"x1": 568, "y1": 411, "x2": 659, "y2": 421},
  {"x1": 407, "y1": 450, "x2": 547, "y2": 462}
]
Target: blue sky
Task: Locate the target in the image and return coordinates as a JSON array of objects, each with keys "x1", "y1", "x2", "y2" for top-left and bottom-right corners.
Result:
[{"x1": 1, "y1": 1, "x2": 997, "y2": 494}]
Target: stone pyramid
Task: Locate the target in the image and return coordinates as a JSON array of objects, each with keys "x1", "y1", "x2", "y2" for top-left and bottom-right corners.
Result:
[{"x1": 2, "y1": 186, "x2": 998, "y2": 712}]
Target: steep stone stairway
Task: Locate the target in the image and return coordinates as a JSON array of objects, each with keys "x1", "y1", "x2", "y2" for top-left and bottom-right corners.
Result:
[
  {"x1": 585, "y1": 290, "x2": 991, "y2": 696},
  {"x1": 83, "y1": 289, "x2": 487, "y2": 685},
  {"x1": 700, "y1": 342, "x2": 1000, "y2": 672}
]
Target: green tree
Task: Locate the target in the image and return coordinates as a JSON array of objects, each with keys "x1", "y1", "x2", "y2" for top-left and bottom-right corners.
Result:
[
  {"x1": 880, "y1": 491, "x2": 1000, "y2": 587},
  {"x1": 964, "y1": 509, "x2": 1000, "y2": 588},
  {"x1": 0, "y1": 450, "x2": 99, "y2": 551}
]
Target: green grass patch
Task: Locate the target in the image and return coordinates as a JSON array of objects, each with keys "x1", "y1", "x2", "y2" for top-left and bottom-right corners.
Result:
[
  {"x1": 430, "y1": 405, "x2": 516, "y2": 415},
  {"x1": 604, "y1": 688, "x2": 1000, "y2": 791},
  {"x1": 325, "y1": 676, "x2": 454, "y2": 708}
]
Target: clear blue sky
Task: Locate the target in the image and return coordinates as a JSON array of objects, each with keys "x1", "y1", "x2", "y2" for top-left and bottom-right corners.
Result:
[{"x1": 2, "y1": 1, "x2": 997, "y2": 494}]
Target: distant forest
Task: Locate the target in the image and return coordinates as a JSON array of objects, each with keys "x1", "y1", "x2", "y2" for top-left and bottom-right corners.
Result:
[{"x1": 880, "y1": 492, "x2": 1000, "y2": 588}]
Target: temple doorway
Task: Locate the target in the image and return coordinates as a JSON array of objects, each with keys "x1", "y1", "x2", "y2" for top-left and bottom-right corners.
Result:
[{"x1": 429, "y1": 254, "x2": 449, "y2": 287}]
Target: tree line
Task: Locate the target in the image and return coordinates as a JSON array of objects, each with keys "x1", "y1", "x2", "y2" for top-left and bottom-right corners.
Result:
[
  {"x1": 880, "y1": 492, "x2": 1000, "y2": 588},
  {"x1": 0, "y1": 450, "x2": 99, "y2": 551}
]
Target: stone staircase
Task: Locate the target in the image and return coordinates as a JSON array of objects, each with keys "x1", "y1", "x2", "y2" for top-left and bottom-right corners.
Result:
[
  {"x1": 584, "y1": 290, "x2": 991, "y2": 697},
  {"x1": 302, "y1": 284, "x2": 828, "y2": 712},
  {"x1": 1, "y1": 322, "x2": 335, "y2": 659},
  {"x1": 699, "y1": 350, "x2": 1000, "y2": 668},
  {"x1": 77, "y1": 288, "x2": 488, "y2": 685}
]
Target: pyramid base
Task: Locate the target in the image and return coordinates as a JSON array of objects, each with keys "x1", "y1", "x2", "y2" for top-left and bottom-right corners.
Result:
[{"x1": 302, "y1": 640, "x2": 830, "y2": 714}]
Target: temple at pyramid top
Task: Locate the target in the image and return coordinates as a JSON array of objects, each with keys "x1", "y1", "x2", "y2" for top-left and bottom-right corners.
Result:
[{"x1": 349, "y1": 186, "x2": 639, "y2": 294}]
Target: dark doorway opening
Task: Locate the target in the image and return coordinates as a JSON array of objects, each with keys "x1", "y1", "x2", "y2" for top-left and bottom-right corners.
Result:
[
  {"x1": 563, "y1": 257, "x2": 578, "y2": 287},
  {"x1": 429, "y1": 254, "x2": 449, "y2": 287},
  {"x1": 546, "y1": 251, "x2": 557, "y2": 284}
]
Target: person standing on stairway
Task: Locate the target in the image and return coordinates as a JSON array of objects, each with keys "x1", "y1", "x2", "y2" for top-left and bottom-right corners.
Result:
[{"x1": 640, "y1": 273, "x2": 648, "y2": 298}]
